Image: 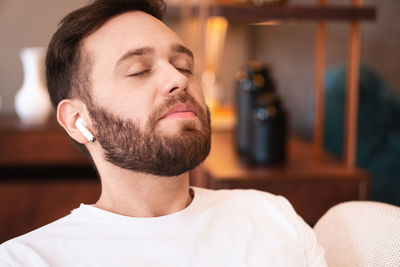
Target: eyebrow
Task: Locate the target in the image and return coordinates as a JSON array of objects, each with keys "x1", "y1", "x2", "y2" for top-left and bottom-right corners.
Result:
[
  {"x1": 115, "y1": 43, "x2": 194, "y2": 69},
  {"x1": 115, "y1": 46, "x2": 155, "y2": 68},
  {"x1": 171, "y1": 43, "x2": 194, "y2": 60}
]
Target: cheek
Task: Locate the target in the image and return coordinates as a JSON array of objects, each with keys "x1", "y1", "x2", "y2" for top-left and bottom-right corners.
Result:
[
  {"x1": 190, "y1": 84, "x2": 207, "y2": 108},
  {"x1": 124, "y1": 103, "x2": 152, "y2": 129},
  {"x1": 101, "y1": 94, "x2": 152, "y2": 129}
]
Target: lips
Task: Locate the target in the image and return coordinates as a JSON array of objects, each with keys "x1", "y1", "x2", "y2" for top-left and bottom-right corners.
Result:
[{"x1": 159, "y1": 103, "x2": 198, "y2": 120}]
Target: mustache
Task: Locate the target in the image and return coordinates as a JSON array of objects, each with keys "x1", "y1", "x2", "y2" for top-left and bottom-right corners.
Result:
[{"x1": 148, "y1": 93, "x2": 205, "y2": 125}]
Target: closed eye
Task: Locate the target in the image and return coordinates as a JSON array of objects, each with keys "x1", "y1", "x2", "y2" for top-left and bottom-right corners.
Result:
[
  {"x1": 177, "y1": 68, "x2": 193, "y2": 75},
  {"x1": 127, "y1": 69, "x2": 151, "y2": 77}
]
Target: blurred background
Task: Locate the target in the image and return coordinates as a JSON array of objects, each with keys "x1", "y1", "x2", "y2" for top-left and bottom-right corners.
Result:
[
  {"x1": 0, "y1": 0, "x2": 399, "y2": 243},
  {"x1": 1, "y1": 0, "x2": 399, "y2": 136}
]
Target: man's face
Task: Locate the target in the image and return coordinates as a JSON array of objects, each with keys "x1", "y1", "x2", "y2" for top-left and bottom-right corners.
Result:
[{"x1": 82, "y1": 11, "x2": 211, "y2": 176}]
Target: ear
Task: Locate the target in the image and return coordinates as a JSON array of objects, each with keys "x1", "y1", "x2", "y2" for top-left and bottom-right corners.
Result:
[{"x1": 57, "y1": 99, "x2": 93, "y2": 144}]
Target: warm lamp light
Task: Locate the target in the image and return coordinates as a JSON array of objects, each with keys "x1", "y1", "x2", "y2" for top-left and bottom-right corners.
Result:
[
  {"x1": 202, "y1": 16, "x2": 228, "y2": 111},
  {"x1": 250, "y1": 19, "x2": 297, "y2": 26},
  {"x1": 204, "y1": 16, "x2": 228, "y2": 75}
]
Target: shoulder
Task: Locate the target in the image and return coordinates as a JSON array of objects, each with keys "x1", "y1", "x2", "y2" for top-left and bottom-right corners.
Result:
[
  {"x1": 0, "y1": 210, "x2": 80, "y2": 265},
  {"x1": 192, "y1": 187, "x2": 327, "y2": 265},
  {"x1": 193, "y1": 187, "x2": 312, "y2": 250},
  {"x1": 194, "y1": 186, "x2": 294, "y2": 212},
  {"x1": 193, "y1": 187, "x2": 299, "y2": 225}
]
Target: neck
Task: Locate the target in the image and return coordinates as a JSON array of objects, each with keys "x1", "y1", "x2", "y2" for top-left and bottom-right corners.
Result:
[{"x1": 94, "y1": 161, "x2": 192, "y2": 218}]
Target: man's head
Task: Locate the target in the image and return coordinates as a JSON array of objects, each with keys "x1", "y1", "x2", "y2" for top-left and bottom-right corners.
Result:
[{"x1": 46, "y1": 0, "x2": 211, "y2": 177}]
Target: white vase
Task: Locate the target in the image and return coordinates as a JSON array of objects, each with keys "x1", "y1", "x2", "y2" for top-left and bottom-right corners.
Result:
[{"x1": 15, "y1": 47, "x2": 52, "y2": 124}]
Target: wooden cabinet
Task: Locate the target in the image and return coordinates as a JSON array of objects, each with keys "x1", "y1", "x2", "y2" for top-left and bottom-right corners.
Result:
[
  {"x1": 165, "y1": 1, "x2": 376, "y2": 166},
  {"x1": 0, "y1": 117, "x2": 90, "y2": 166},
  {"x1": 169, "y1": 2, "x2": 375, "y2": 225},
  {"x1": 0, "y1": 179, "x2": 100, "y2": 243},
  {"x1": 191, "y1": 131, "x2": 369, "y2": 225},
  {"x1": 165, "y1": 3, "x2": 376, "y2": 22},
  {"x1": 0, "y1": 116, "x2": 99, "y2": 243}
]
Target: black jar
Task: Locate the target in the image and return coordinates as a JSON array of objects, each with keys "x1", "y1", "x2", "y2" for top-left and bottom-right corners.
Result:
[
  {"x1": 235, "y1": 61, "x2": 287, "y2": 164},
  {"x1": 250, "y1": 93, "x2": 287, "y2": 164}
]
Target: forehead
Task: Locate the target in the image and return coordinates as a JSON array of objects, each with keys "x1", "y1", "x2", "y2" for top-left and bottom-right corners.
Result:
[{"x1": 82, "y1": 11, "x2": 183, "y2": 60}]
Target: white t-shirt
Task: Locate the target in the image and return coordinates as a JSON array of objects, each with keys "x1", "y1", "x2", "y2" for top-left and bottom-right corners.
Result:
[{"x1": 0, "y1": 187, "x2": 327, "y2": 267}]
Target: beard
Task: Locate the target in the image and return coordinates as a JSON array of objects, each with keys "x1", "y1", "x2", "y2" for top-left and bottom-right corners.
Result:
[{"x1": 86, "y1": 93, "x2": 211, "y2": 177}]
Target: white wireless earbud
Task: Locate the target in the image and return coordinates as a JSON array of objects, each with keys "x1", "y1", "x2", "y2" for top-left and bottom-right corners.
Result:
[{"x1": 75, "y1": 117, "x2": 95, "y2": 143}]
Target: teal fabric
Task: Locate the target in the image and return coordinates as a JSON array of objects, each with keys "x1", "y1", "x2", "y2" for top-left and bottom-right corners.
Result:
[{"x1": 323, "y1": 65, "x2": 400, "y2": 206}]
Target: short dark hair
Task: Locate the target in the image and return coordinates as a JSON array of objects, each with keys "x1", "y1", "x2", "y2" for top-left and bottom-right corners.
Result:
[{"x1": 45, "y1": 0, "x2": 166, "y2": 155}]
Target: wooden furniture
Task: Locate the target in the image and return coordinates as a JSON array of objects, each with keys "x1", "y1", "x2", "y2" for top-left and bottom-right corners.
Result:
[
  {"x1": 191, "y1": 131, "x2": 370, "y2": 225},
  {"x1": 0, "y1": 117, "x2": 90, "y2": 167},
  {"x1": 166, "y1": 3, "x2": 376, "y2": 22},
  {"x1": 0, "y1": 179, "x2": 100, "y2": 243},
  {"x1": 166, "y1": 1, "x2": 376, "y2": 166},
  {"x1": 168, "y1": 2, "x2": 374, "y2": 225},
  {"x1": 0, "y1": 116, "x2": 99, "y2": 243}
]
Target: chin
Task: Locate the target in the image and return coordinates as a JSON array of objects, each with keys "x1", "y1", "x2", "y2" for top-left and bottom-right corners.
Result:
[{"x1": 160, "y1": 119, "x2": 200, "y2": 133}]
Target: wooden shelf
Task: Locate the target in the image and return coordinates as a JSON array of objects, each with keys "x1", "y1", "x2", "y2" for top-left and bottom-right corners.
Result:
[
  {"x1": 165, "y1": 2, "x2": 375, "y2": 167},
  {"x1": 0, "y1": 117, "x2": 99, "y2": 242},
  {"x1": 204, "y1": 132, "x2": 369, "y2": 181},
  {"x1": 165, "y1": 4, "x2": 376, "y2": 23},
  {"x1": 0, "y1": 116, "x2": 91, "y2": 167},
  {"x1": 0, "y1": 179, "x2": 100, "y2": 242},
  {"x1": 191, "y1": 131, "x2": 370, "y2": 224}
]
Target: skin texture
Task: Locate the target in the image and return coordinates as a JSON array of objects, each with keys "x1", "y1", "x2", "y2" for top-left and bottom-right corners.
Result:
[{"x1": 57, "y1": 11, "x2": 210, "y2": 218}]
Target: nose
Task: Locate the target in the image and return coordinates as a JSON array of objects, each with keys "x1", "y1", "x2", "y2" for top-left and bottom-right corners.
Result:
[{"x1": 158, "y1": 63, "x2": 188, "y2": 97}]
